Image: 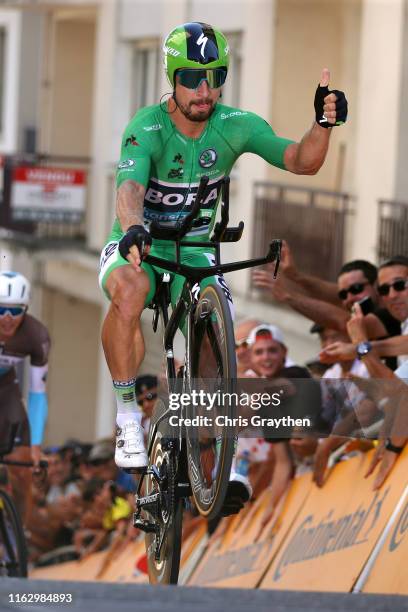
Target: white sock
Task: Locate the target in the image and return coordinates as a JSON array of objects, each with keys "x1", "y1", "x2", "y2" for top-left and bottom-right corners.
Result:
[{"x1": 113, "y1": 378, "x2": 143, "y2": 427}]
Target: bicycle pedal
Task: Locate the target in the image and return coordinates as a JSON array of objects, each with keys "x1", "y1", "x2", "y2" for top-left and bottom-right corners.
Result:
[{"x1": 134, "y1": 518, "x2": 157, "y2": 533}]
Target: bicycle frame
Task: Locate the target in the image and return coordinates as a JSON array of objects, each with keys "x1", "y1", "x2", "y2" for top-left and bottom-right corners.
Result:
[
  {"x1": 144, "y1": 174, "x2": 281, "y2": 393},
  {"x1": 134, "y1": 175, "x2": 282, "y2": 543}
]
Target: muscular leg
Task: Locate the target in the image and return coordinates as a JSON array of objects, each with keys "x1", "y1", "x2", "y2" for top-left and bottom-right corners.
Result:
[
  {"x1": 102, "y1": 265, "x2": 150, "y2": 380},
  {"x1": 101, "y1": 265, "x2": 151, "y2": 468}
]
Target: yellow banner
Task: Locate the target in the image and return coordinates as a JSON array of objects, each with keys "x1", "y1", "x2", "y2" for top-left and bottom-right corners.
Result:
[
  {"x1": 260, "y1": 449, "x2": 408, "y2": 592},
  {"x1": 362, "y1": 484, "x2": 408, "y2": 594},
  {"x1": 188, "y1": 473, "x2": 312, "y2": 588}
]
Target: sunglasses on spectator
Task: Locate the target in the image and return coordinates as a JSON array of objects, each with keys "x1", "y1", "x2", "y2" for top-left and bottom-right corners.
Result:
[
  {"x1": 378, "y1": 278, "x2": 408, "y2": 296},
  {"x1": 235, "y1": 338, "x2": 249, "y2": 350},
  {"x1": 176, "y1": 68, "x2": 228, "y2": 90},
  {"x1": 337, "y1": 282, "x2": 369, "y2": 301},
  {"x1": 137, "y1": 391, "x2": 157, "y2": 406},
  {"x1": 0, "y1": 305, "x2": 27, "y2": 318}
]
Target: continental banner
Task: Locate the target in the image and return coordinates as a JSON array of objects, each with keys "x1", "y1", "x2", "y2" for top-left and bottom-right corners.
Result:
[
  {"x1": 188, "y1": 472, "x2": 312, "y2": 588},
  {"x1": 260, "y1": 448, "x2": 408, "y2": 592},
  {"x1": 362, "y1": 484, "x2": 408, "y2": 594}
]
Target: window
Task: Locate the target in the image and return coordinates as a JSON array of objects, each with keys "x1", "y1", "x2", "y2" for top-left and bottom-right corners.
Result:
[
  {"x1": 0, "y1": 28, "x2": 6, "y2": 135},
  {"x1": 221, "y1": 32, "x2": 242, "y2": 108},
  {"x1": 131, "y1": 39, "x2": 160, "y2": 111}
]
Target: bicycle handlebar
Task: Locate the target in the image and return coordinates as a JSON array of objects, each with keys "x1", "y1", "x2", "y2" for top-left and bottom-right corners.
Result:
[{"x1": 145, "y1": 238, "x2": 282, "y2": 282}]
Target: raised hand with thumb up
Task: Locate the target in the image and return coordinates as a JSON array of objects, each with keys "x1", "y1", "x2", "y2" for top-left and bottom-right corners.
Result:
[{"x1": 314, "y1": 68, "x2": 348, "y2": 128}]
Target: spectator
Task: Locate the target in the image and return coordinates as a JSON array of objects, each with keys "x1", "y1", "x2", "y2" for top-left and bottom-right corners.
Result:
[
  {"x1": 135, "y1": 374, "x2": 158, "y2": 431},
  {"x1": 87, "y1": 439, "x2": 136, "y2": 494},
  {"x1": 232, "y1": 319, "x2": 275, "y2": 499},
  {"x1": 308, "y1": 324, "x2": 378, "y2": 486},
  {"x1": 234, "y1": 318, "x2": 261, "y2": 377},
  {"x1": 60, "y1": 439, "x2": 92, "y2": 483},
  {"x1": 253, "y1": 243, "x2": 400, "y2": 351},
  {"x1": 320, "y1": 255, "x2": 408, "y2": 366},
  {"x1": 44, "y1": 448, "x2": 81, "y2": 504},
  {"x1": 344, "y1": 302, "x2": 407, "y2": 489},
  {"x1": 246, "y1": 324, "x2": 320, "y2": 509},
  {"x1": 74, "y1": 479, "x2": 132, "y2": 559},
  {"x1": 377, "y1": 256, "x2": 408, "y2": 366}
]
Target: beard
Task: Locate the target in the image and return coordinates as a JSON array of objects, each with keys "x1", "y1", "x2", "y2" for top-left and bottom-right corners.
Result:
[{"x1": 174, "y1": 94, "x2": 216, "y2": 122}]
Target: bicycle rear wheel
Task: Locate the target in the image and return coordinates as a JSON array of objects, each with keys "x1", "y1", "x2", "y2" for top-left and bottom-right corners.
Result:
[
  {"x1": 0, "y1": 489, "x2": 28, "y2": 577},
  {"x1": 186, "y1": 282, "x2": 236, "y2": 519},
  {"x1": 144, "y1": 400, "x2": 183, "y2": 584}
]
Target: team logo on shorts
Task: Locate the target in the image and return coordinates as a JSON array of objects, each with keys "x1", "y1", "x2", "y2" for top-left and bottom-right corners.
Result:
[
  {"x1": 117, "y1": 159, "x2": 135, "y2": 169},
  {"x1": 199, "y1": 148, "x2": 217, "y2": 168}
]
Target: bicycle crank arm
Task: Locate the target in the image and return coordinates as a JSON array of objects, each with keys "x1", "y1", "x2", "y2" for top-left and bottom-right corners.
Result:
[{"x1": 136, "y1": 492, "x2": 161, "y2": 512}]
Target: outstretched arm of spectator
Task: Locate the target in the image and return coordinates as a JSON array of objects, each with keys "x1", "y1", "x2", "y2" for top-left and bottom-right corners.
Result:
[
  {"x1": 268, "y1": 442, "x2": 295, "y2": 507},
  {"x1": 365, "y1": 437, "x2": 407, "y2": 490},
  {"x1": 253, "y1": 267, "x2": 350, "y2": 331},
  {"x1": 260, "y1": 442, "x2": 295, "y2": 529},
  {"x1": 80, "y1": 529, "x2": 109, "y2": 559},
  {"x1": 371, "y1": 335, "x2": 408, "y2": 358},
  {"x1": 313, "y1": 435, "x2": 345, "y2": 487},
  {"x1": 277, "y1": 240, "x2": 341, "y2": 305},
  {"x1": 321, "y1": 334, "x2": 408, "y2": 364},
  {"x1": 347, "y1": 304, "x2": 403, "y2": 379}
]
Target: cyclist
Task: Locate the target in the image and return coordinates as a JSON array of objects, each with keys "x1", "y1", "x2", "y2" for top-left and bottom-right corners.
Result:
[
  {"x1": 99, "y1": 22, "x2": 348, "y2": 482},
  {"x1": 0, "y1": 271, "x2": 50, "y2": 521}
]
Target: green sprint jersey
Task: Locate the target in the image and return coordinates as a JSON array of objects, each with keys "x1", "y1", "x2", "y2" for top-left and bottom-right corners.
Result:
[{"x1": 111, "y1": 102, "x2": 295, "y2": 241}]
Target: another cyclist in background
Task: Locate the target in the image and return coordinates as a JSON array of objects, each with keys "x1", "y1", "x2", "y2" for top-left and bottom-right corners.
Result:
[
  {"x1": 0, "y1": 272, "x2": 50, "y2": 521},
  {"x1": 99, "y1": 22, "x2": 348, "y2": 474}
]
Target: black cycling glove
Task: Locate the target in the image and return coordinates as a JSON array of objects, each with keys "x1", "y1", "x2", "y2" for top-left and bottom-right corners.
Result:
[
  {"x1": 314, "y1": 84, "x2": 348, "y2": 128},
  {"x1": 118, "y1": 225, "x2": 152, "y2": 260}
]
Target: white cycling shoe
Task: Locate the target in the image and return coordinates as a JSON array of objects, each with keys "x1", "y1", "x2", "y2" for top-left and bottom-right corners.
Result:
[{"x1": 115, "y1": 420, "x2": 148, "y2": 470}]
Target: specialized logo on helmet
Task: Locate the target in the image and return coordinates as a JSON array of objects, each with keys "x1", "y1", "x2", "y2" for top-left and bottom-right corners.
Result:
[
  {"x1": 199, "y1": 148, "x2": 217, "y2": 168},
  {"x1": 196, "y1": 33, "x2": 208, "y2": 58},
  {"x1": 117, "y1": 159, "x2": 135, "y2": 169}
]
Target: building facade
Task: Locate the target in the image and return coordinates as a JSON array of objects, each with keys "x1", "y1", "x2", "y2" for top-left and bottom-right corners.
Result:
[{"x1": 0, "y1": 0, "x2": 407, "y2": 443}]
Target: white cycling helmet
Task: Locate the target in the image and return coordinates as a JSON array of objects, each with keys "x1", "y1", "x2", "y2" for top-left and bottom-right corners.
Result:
[{"x1": 0, "y1": 271, "x2": 31, "y2": 305}]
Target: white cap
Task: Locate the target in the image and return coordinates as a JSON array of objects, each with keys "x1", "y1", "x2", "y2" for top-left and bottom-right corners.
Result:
[
  {"x1": 247, "y1": 324, "x2": 285, "y2": 347},
  {"x1": 0, "y1": 272, "x2": 31, "y2": 305}
]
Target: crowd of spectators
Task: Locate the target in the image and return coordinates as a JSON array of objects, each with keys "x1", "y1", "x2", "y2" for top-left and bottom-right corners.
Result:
[
  {"x1": 250, "y1": 245, "x2": 408, "y2": 498},
  {"x1": 23, "y1": 244, "x2": 407, "y2": 569}
]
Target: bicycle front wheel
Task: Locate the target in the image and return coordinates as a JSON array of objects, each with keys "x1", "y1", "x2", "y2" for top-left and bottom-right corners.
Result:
[
  {"x1": 0, "y1": 489, "x2": 28, "y2": 577},
  {"x1": 186, "y1": 282, "x2": 236, "y2": 519}
]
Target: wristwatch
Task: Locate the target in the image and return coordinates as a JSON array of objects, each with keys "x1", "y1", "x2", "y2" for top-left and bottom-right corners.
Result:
[
  {"x1": 356, "y1": 341, "x2": 372, "y2": 360},
  {"x1": 385, "y1": 438, "x2": 405, "y2": 454}
]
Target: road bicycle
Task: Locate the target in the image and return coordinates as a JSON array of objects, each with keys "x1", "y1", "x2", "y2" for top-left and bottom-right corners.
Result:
[
  {"x1": 0, "y1": 425, "x2": 47, "y2": 577},
  {"x1": 134, "y1": 175, "x2": 281, "y2": 584}
]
